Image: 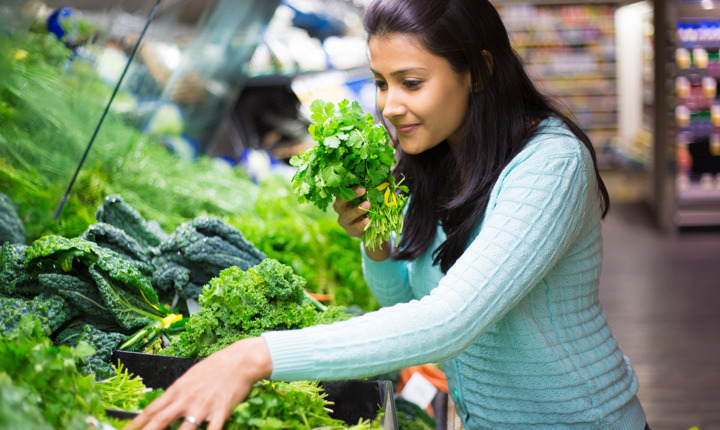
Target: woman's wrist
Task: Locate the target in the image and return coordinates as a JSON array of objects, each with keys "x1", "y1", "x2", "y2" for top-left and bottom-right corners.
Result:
[
  {"x1": 228, "y1": 337, "x2": 273, "y2": 381},
  {"x1": 364, "y1": 240, "x2": 392, "y2": 261}
]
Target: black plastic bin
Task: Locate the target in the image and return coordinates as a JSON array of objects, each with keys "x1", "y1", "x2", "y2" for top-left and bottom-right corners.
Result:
[{"x1": 107, "y1": 350, "x2": 398, "y2": 429}]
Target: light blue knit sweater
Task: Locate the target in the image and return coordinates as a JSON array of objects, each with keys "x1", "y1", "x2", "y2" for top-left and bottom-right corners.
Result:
[{"x1": 262, "y1": 119, "x2": 646, "y2": 429}]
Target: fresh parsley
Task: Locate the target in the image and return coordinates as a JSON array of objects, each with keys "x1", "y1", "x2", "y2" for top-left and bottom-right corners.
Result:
[{"x1": 290, "y1": 99, "x2": 408, "y2": 250}]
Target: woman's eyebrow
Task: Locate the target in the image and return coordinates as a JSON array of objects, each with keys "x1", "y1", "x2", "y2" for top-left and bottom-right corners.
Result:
[{"x1": 371, "y1": 67, "x2": 428, "y2": 77}]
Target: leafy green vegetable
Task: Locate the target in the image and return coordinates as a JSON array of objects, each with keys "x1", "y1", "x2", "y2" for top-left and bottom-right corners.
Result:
[
  {"x1": 152, "y1": 215, "x2": 267, "y2": 301},
  {"x1": 394, "y1": 397, "x2": 436, "y2": 430},
  {"x1": 0, "y1": 192, "x2": 25, "y2": 245},
  {"x1": 37, "y1": 272, "x2": 111, "y2": 319},
  {"x1": 82, "y1": 222, "x2": 154, "y2": 268},
  {"x1": 55, "y1": 323, "x2": 128, "y2": 380},
  {"x1": 160, "y1": 258, "x2": 350, "y2": 359},
  {"x1": 96, "y1": 362, "x2": 152, "y2": 412},
  {"x1": 227, "y1": 380, "x2": 380, "y2": 430},
  {"x1": 25, "y1": 235, "x2": 169, "y2": 331},
  {"x1": 0, "y1": 373, "x2": 54, "y2": 430},
  {"x1": 0, "y1": 242, "x2": 27, "y2": 296},
  {"x1": 232, "y1": 176, "x2": 379, "y2": 312},
  {"x1": 0, "y1": 293, "x2": 75, "y2": 337},
  {"x1": 93, "y1": 194, "x2": 168, "y2": 249},
  {"x1": 290, "y1": 99, "x2": 408, "y2": 250},
  {"x1": 0, "y1": 316, "x2": 105, "y2": 430}
]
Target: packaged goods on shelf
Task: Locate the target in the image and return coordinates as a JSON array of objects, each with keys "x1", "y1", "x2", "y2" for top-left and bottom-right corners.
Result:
[{"x1": 497, "y1": 3, "x2": 619, "y2": 165}]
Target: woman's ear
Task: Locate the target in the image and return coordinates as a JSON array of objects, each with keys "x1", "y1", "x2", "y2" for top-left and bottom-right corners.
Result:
[
  {"x1": 473, "y1": 50, "x2": 494, "y2": 92},
  {"x1": 482, "y1": 50, "x2": 494, "y2": 77}
]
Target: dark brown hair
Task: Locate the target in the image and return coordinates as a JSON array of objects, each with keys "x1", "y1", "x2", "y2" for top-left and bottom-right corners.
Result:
[{"x1": 364, "y1": 0, "x2": 610, "y2": 273}]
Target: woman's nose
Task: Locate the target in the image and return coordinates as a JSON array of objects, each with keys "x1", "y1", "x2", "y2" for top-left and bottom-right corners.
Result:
[{"x1": 381, "y1": 88, "x2": 406, "y2": 119}]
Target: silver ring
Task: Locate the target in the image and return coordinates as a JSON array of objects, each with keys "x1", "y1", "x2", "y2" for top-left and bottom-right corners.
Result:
[{"x1": 184, "y1": 415, "x2": 199, "y2": 425}]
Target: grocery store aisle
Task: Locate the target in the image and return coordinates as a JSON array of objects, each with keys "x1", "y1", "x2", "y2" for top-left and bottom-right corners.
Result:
[{"x1": 598, "y1": 201, "x2": 720, "y2": 430}]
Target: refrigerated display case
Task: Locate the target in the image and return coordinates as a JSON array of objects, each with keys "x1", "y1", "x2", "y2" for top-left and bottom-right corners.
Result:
[
  {"x1": 0, "y1": 0, "x2": 280, "y2": 236},
  {"x1": 670, "y1": 11, "x2": 720, "y2": 227}
]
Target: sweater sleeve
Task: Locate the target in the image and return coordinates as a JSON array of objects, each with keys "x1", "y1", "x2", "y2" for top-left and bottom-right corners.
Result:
[
  {"x1": 262, "y1": 141, "x2": 593, "y2": 381},
  {"x1": 360, "y1": 244, "x2": 414, "y2": 306}
]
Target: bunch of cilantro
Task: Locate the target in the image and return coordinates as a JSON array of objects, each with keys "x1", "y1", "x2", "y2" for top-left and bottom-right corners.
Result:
[{"x1": 290, "y1": 99, "x2": 408, "y2": 251}]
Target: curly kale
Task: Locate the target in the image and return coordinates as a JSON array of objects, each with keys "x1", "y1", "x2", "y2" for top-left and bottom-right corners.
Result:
[
  {"x1": 0, "y1": 192, "x2": 26, "y2": 246},
  {"x1": 0, "y1": 293, "x2": 75, "y2": 337},
  {"x1": 55, "y1": 323, "x2": 128, "y2": 380},
  {"x1": 161, "y1": 259, "x2": 349, "y2": 359},
  {"x1": 25, "y1": 235, "x2": 168, "y2": 331},
  {"x1": 94, "y1": 194, "x2": 168, "y2": 248}
]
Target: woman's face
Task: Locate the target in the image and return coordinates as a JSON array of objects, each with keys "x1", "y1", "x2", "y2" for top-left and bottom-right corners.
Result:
[{"x1": 369, "y1": 33, "x2": 472, "y2": 154}]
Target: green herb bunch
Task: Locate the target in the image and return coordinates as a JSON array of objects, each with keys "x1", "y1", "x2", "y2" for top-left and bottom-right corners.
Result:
[
  {"x1": 227, "y1": 380, "x2": 380, "y2": 430},
  {"x1": 290, "y1": 99, "x2": 408, "y2": 251}
]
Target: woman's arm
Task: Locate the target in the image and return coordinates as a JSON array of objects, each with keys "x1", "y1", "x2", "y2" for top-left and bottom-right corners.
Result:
[{"x1": 263, "y1": 138, "x2": 594, "y2": 381}]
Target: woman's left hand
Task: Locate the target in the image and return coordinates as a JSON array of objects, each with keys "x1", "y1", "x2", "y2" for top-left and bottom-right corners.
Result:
[{"x1": 124, "y1": 337, "x2": 273, "y2": 430}]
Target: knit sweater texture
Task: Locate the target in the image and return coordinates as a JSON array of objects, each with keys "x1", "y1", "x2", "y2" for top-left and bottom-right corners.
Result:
[{"x1": 262, "y1": 118, "x2": 645, "y2": 429}]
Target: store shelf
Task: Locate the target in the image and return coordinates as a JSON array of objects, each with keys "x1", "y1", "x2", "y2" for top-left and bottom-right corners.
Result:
[
  {"x1": 497, "y1": 2, "x2": 619, "y2": 160},
  {"x1": 677, "y1": 182, "x2": 720, "y2": 205}
]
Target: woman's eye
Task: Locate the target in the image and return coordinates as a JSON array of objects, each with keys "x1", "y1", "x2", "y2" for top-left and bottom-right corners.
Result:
[
  {"x1": 404, "y1": 80, "x2": 422, "y2": 89},
  {"x1": 374, "y1": 80, "x2": 387, "y2": 90}
]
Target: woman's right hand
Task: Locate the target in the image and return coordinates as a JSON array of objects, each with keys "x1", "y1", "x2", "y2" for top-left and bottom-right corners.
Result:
[
  {"x1": 332, "y1": 187, "x2": 391, "y2": 261},
  {"x1": 332, "y1": 186, "x2": 371, "y2": 239}
]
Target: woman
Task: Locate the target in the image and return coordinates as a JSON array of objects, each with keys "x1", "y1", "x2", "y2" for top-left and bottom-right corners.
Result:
[{"x1": 129, "y1": 0, "x2": 648, "y2": 429}]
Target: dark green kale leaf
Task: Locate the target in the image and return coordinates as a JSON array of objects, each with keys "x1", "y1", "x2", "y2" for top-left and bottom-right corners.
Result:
[
  {"x1": 81, "y1": 222, "x2": 153, "y2": 267},
  {"x1": 0, "y1": 242, "x2": 28, "y2": 296},
  {"x1": 55, "y1": 323, "x2": 128, "y2": 380},
  {"x1": 37, "y1": 273, "x2": 111, "y2": 320},
  {"x1": 0, "y1": 192, "x2": 26, "y2": 246},
  {"x1": 153, "y1": 215, "x2": 266, "y2": 300},
  {"x1": 94, "y1": 194, "x2": 168, "y2": 248},
  {"x1": 0, "y1": 293, "x2": 75, "y2": 337},
  {"x1": 25, "y1": 235, "x2": 168, "y2": 331}
]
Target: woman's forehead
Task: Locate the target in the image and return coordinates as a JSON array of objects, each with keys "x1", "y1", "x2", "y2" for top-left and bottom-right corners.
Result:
[{"x1": 368, "y1": 34, "x2": 443, "y2": 73}]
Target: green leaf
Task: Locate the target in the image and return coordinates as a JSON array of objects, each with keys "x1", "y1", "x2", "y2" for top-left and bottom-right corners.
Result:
[
  {"x1": 309, "y1": 100, "x2": 327, "y2": 123},
  {"x1": 321, "y1": 164, "x2": 342, "y2": 187},
  {"x1": 324, "y1": 135, "x2": 341, "y2": 149},
  {"x1": 338, "y1": 187, "x2": 356, "y2": 201}
]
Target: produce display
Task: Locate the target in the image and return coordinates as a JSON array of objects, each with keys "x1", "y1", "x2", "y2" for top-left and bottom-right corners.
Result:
[
  {"x1": 290, "y1": 99, "x2": 408, "y2": 251},
  {"x1": 0, "y1": 32, "x2": 375, "y2": 313},
  {"x1": 0, "y1": 22, "x2": 429, "y2": 430},
  {"x1": 0, "y1": 194, "x2": 382, "y2": 429}
]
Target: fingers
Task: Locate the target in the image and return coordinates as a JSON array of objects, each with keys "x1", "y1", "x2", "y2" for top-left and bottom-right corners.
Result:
[
  {"x1": 177, "y1": 415, "x2": 203, "y2": 430},
  {"x1": 333, "y1": 187, "x2": 372, "y2": 238},
  {"x1": 332, "y1": 186, "x2": 366, "y2": 213}
]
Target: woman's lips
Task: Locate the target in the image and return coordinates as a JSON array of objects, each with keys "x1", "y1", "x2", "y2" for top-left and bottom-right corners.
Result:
[{"x1": 395, "y1": 124, "x2": 420, "y2": 134}]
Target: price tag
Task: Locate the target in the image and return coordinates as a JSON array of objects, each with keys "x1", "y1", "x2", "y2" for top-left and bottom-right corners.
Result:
[{"x1": 399, "y1": 372, "x2": 438, "y2": 410}]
